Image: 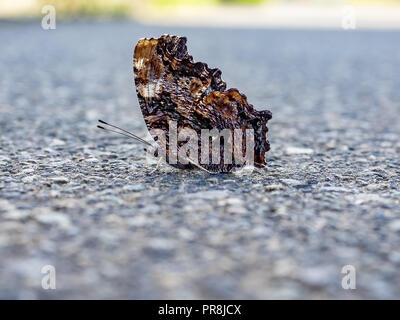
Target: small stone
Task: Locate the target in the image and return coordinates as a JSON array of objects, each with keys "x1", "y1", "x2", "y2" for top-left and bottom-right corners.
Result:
[
  {"x1": 123, "y1": 184, "x2": 145, "y2": 192},
  {"x1": 50, "y1": 176, "x2": 69, "y2": 184},
  {"x1": 19, "y1": 168, "x2": 35, "y2": 175},
  {"x1": 286, "y1": 147, "x2": 314, "y2": 155},
  {"x1": 0, "y1": 200, "x2": 17, "y2": 213},
  {"x1": 320, "y1": 186, "x2": 352, "y2": 193},
  {"x1": 217, "y1": 198, "x2": 243, "y2": 206},
  {"x1": 326, "y1": 139, "x2": 336, "y2": 150},
  {"x1": 252, "y1": 226, "x2": 268, "y2": 237},
  {"x1": 35, "y1": 212, "x2": 71, "y2": 228},
  {"x1": 294, "y1": 184, "x2": 313, "y2": 189},
  {"x1": 177, "y1": 228, "x2": 195, "y2": 241},
  {"x1": 4, "y1": 210, "x2": 29, "y2": 220},
  {"x1": 366, "y1": 183, "x2": 389, "y2": 191},
  {"x1": 140, "y1": 204, "x2": 161, "y2": 214},
  {"x1": 100, "y1": 152, "x2": 118, "y2": 159},
  {"x1": 347, "y1": 194, "x2": 390, "y2": 205},
  {"x1": 22, "y1": 175, "x2": 37, "y2": 183},
  {"x1": 227, "y1": 205, "x2": 247, "y2": 215},
  {"x1": 300, "y1": 266, "x2": 333, "y2": 287},
  {"x1": 388, "y1": 220, "x2": 400, "y2": 232},
  {"x1": 127, "y1": 215, "x2": 151, "y2": 227},
  {"x1": 389, "y1": 252, "x2": 400, "y2": 264},
  {"x1": 187, "y1": 190, "x2": 230, "y2": 200},
  {"x1": 281, "y1": 179, "x2": 302, "y2": 186},
  {"x1": 0, "y1": 155, "x2": 10, "y2": 161},
  {"x1": 49, "y1": 138, "x2": 66, "y2": 147},
  {"x1": 207, "y1": 177, "x2": 219, "y2": 184},
  {"x1": 143, "y1": 239, "x2": 176, "y2": 257},
  {"x1": 183, "y1": 203, "x2": 213, "y2": 213},
  {"x1": 265, "y1": 184, "x2": 284, "y2": 192}
]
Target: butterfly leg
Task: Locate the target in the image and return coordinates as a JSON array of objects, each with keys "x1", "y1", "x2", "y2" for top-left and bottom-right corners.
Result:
[
  {"x1": 185, "y1": 157, "x2": 215, "y2": 175},
  {"x1": 149, "y1": 156, "x2": 163, "y2": 174}
]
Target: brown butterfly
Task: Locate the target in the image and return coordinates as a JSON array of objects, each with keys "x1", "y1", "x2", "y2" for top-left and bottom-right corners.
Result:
[{"x1": 99, "y1": 35, "x2": 272, "y2": 173}]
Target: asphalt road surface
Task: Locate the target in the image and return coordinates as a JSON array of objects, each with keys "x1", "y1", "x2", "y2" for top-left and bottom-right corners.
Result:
[{"x1": 0, "y1": 21, "x2": 399, "y2": 299}]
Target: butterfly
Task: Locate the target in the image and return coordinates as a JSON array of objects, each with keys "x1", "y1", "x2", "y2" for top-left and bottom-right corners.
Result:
[{"x1": 99, "y1": 35, "x2": 272, "y2": 174}]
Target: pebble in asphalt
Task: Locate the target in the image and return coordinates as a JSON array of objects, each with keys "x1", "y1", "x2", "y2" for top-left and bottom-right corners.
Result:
[{"x1": 0, "y1": 21, "x2": 399, "y2": 299}]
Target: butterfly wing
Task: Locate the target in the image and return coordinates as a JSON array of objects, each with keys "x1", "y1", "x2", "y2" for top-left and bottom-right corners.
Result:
[{"x1": 133, "y1": 35, "x2": 271, "y2": 172}]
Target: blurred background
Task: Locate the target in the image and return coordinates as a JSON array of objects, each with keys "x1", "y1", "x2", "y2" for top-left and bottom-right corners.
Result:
[
  {"x1": 1, "y1": 0, "x2": 400, "y2": 300},
  {"x1": 1, "y1": 0, "x2": 400, "y2": 29}
]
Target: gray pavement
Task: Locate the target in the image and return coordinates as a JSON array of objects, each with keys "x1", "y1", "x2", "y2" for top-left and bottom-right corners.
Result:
[{"x1": 0, "y1": 21, "x2": 400, "y2": 299}]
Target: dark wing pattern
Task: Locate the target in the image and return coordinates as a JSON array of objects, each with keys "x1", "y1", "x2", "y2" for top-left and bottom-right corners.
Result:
[{"x1": 133, "y1": 35, "x2": 271, "y2": 173}]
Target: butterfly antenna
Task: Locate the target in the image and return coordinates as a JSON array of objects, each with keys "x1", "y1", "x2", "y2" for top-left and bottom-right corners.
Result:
[
  {"x1": 97, "y1": 125, "x2": 152, "y2": 147},
  {"x1": 98, "y1": 121, "x2": 215, "y2": 174},
  {"x1": 98, "y1": 120, "x2": 152, "y2": 146}
]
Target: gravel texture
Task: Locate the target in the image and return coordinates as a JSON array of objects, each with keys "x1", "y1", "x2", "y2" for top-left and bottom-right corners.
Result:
[{"x1": 0, "y1": 21, "x2": 400, "y2": 299}]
